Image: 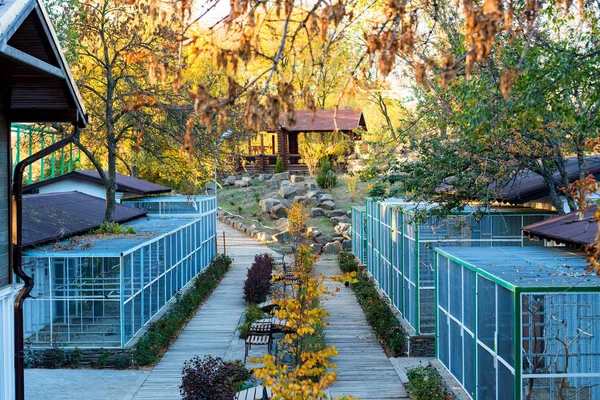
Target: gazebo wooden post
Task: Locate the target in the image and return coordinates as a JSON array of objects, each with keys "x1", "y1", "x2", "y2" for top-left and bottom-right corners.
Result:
[{"x1": 260, "y1": 134, "x2": 265, "y2": 171}]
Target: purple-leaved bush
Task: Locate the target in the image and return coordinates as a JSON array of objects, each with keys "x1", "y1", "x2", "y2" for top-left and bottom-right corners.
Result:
[
  {"x1": 243, "y1": 253, "x2": 274, "y2": 304},
  {"x1": 180, "y1": 355, "x2": 249, "y2": 400}
]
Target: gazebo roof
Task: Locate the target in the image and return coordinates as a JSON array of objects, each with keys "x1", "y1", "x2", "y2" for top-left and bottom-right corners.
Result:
[{"x1": 266, "y1": 109, "x2": 367, "y2": 133}]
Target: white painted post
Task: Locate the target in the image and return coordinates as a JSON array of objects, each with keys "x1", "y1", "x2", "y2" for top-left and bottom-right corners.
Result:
[{"x1": 0, "y1": 284, "x2": 24, "y2": 400}]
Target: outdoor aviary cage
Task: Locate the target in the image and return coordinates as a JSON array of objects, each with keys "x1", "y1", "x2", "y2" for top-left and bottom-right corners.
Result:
[
  {"x1": 362, "y1": 198, "x2": 554, "y2": 335},
  {"x1": 123, "y1": 195, "x2": 216, "y2": 218},
  {"x1": 436, "y1": 246, "x2": 600, "y2": 400},
  {"x1": 21, "y1": 198, "x2": 216, "y2": 348},
  {"x1": 351, "y1": 206, "x2": 366, "y2": 264}
]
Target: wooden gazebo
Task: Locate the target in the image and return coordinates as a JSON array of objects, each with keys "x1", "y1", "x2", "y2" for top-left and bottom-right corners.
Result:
[{"x1": 236, "y1": 109, "x2": 367, "y2": 172}]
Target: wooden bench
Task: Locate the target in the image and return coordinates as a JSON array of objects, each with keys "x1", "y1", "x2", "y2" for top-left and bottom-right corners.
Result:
[
  {"x1": 244, "y1": 321, "x2": 273, "y2": 363},
  {"x1": 235, "y1": 385, "x2": 272, "y2": 400}
]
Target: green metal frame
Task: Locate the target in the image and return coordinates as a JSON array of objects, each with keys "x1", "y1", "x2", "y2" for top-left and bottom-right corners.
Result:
[
  {"x1": 12, "y1": 123, "x2": 81, "y2": 184},
  {"x1": 434, "y1": 247, "x2": 600, "y2": 400}
]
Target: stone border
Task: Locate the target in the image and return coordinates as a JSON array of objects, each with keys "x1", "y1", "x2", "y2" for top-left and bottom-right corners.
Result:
[{"x1": 217, "y1": 210, "x2": 274, "y2": 242}]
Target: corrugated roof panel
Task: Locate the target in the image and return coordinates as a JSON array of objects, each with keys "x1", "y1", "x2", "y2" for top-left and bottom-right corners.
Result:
[{"x1": 522, "y1": 207, "x2": 597, "y2": 247}]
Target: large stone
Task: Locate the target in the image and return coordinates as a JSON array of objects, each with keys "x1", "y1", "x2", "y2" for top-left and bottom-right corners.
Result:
[
  {"x1": 290, "y1": 175, "x2": 304, "y2": 183},
  {"x1": 305, "y1": 182, "x2": 318, "y2": 191},
  {"x1": 293, "y1": 196, "x2": 307, "y2": 204},
  {"x1": 320, "y1": 200, "x2": 335, "y2": 210},
  {"x1": 307, "y1": 227, "x2": 322, "y2": 238},
  {"x1": 323, "y1": 241, "x2": 343, "y2": 254},
  {"x1": 270, "y1": 172, "x2": 291, "y2": 185},
  {"x1": 315, "y1": 235, "x2": 333, "y2": 245},
  {"x1": 319, "y1": 194, "x2": 334, "y2": 202},
  {"x1": 259, "y1": 198, "x2": 281, "y2": 213},
  {"x1": 306, "y1": 190, "x2": 322, "y2": 199},
  {"x1": 272, "y1": 230, "x2": 292, "y2": 243},
  {"x1": 311, "y1": 208, "x2": 325, "y2": 217},
  {"x1": 310, "y1": 244, "x2": 323, "y2": 254},
  {"x1": 234, "y1": 179, "x2": 252, "y2": 188},
  {"x1": 330, "y1": 216, "x2": 349, "y2": 226},
  {"x1": 258, "y1": 173, "x2": 273, "y2": 181},
  {"x1": 275, "y1": 218, "x2": 289, "y2": 231},
  {"x1": 294, "y1": 183, "x2": 308, "y2": 196},
  {"x1": 279, "y1": 182, "x2": 297, "y2": 199},
  {"x1": 341, "y1": 240, "x2": 352, "y2": 251},
  {"x1": 327, "y1": 209, "x2": 346, "y2": 218},
  {"x1": 271, "y1": 204, "x2": 288, "y2": 219},
  {"x1": 335, "y1": 223, "x2": 351, "y2": 238},
  {"x1": 223, "y1": 175, "x2": 238, "y2": 186}
]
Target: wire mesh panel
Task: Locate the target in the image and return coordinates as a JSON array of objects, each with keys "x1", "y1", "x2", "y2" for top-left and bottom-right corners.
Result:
[
  {"x1": 351, "y1": 207, "x2": 367, "y2": 264},
  {"x1": 522, "y1": 292, "x2": 600, "y2": 400},
  {"x1": 436, "y1": 246, "x2": 600, "y2": 400},
  {"x1": 22, "y1": 256, "x2": 122, "y2": 347},
  {"x1": 22, "y1": 212, "x2": 217, "y2": 348},
  {"x1": 124, "y1": 195, "x2": 216, "y2": 218},
  {"x1": 364, "y1": 199, "x2": 553, "y2": 335}
]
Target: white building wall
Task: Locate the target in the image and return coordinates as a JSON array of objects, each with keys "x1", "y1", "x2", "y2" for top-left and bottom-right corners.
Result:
[
  {"x1": 37, "y1": 179, "x2": 133, "y2": 202},
  {"x1": 0, "y1": 284, "x2": 23, "y2": 400}
]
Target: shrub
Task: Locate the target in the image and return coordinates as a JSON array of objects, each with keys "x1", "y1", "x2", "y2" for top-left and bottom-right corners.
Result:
[
  {"x1": 349, "y1": 271, "x2": 406, "y2": 356},
  {"x1": 338, "y1": 251, "x2": 358, "y2": 273},
  {"x1": 132, "y1": 254, "x2": 232, "y2": 366},
  {"x1": 243, "y1": 253, "x2": 274, "y2": 304},
  {"x1": 237, "y1": 303, "x2": 266, "y2": 338},
  {"x1": 406, "y1": 365, "x2": 450, "y2": 400},
  {"x1": 180, "y1": 355, "x2": 250, "y2": 400},
  {"x1": 316, "y1": 158, "x2": 337, "y2": 189},
  {"x1": 275, "y1": 156, "x2": 284, "y2": 173},
  {"x1": 92, "y1": 221, "x2": 136, "y2": 235},
  {"x1": 343, "y1": 173, "x2": 359, "y2": 200}
]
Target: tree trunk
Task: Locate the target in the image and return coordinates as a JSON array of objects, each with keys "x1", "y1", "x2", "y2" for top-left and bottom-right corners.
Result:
[{"x1": 104, "y1": 143, "x2": 117, "y2": 222}]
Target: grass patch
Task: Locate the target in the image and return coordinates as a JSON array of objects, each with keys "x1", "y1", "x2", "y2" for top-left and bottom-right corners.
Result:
[
  {"x1": 132, "y1": 254, "x2": 233, "y2": 366},
  {"x1": 338, "y1": 251, "x2": 406, "y2": 357}
]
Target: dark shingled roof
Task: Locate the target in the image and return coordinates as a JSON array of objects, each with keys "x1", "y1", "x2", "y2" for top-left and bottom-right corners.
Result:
[
  {"x1": 435, "y1": 155, "x2": 600, "y2": 204},
  {"x1": 494, "y1": 155, "x2": 600, "y2": 204},
  {"x1": 23, "y1": 170, "x2": 172, "y2": 196},
  {"x1": 267, "y1": 109, "x2": 367, "y2": 133},
  {"x1": 522, "y1": 206, "x2": 598, "y2": 248},
  {"x1": 23, "y1": 191, "x2": 147, "y2": 247}
]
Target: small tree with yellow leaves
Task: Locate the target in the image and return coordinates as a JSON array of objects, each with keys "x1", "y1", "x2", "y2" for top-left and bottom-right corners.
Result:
[{"x1": 252, "y1": 204, "x2": 340, "y2": 399}]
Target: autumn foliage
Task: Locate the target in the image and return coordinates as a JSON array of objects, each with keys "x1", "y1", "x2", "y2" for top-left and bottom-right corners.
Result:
[{"x1": 252, "y1": 204, "x2": 339, "y2": 399}]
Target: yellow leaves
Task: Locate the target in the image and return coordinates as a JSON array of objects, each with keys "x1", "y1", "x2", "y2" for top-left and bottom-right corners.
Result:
[
  {"x1": 415, "y1": 62, "x2": 427, "y2": 87},
  {"x1": 441, "y1": 54, "x2": 456, "y2": 89},
  {"x1": 124, "y1": 94, "x2": 156, "y2": 112},
  {"x1": 287, "y1": 203, "x2": 309, "y2": 237},
  {"x1": 499, "y1": 67, "x2": 520, "y2": 99}
]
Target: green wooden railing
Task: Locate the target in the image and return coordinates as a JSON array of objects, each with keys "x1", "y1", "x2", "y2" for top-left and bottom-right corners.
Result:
[{"x1": 11, "y1": 124, "x2": 81, "y2": 184}]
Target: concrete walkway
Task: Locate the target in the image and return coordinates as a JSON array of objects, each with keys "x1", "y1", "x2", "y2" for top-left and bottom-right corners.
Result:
[
  {"x1": 319, "y1": 257, "x2": 409, "y2": 399},
  {"x1": 129, "y1": 222, "x2": 278, "y2": 399}
]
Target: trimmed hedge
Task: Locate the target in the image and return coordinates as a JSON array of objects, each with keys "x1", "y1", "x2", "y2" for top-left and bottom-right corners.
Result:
[
  {"x1": 341, "y1": 254, "x2": 406, "y2": 357},
  {"x1": 133, "y1": 254, "x2": 233, "y2": 366}
]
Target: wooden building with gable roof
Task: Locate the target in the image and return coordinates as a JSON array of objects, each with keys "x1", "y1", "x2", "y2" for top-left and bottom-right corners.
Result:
[{"x1": 0, "y1": 0, "x2": 87, "y2": 397}]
